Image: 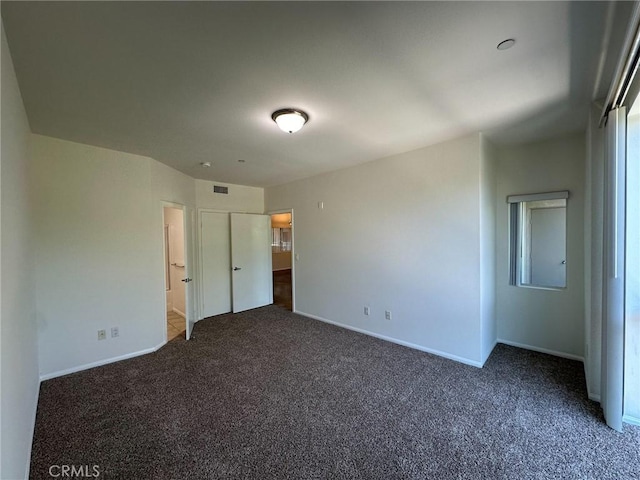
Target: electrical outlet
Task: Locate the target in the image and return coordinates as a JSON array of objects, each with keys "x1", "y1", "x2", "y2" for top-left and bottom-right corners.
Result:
[
  {"x1": 385, "y1": 310, "x2": 392, "y2": 321},
  {"x1": 111, "y1": 327, "x2": 119, "y2": 338},
  {"x1": 98, "y1": 329, "x2": 106, "y2": 340},
  {"x1": 364, "y1": 306, "x2": 370, "y2": 316}
]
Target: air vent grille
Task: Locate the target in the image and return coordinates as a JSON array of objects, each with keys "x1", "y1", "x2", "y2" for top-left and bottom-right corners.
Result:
[{"x1": 213, "y1": 185, "x2": 229, "y2": 194}]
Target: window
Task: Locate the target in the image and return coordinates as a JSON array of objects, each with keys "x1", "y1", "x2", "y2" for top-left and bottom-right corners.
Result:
[
  {"x1": 508, "y1": 191, "x2": 569, "y2": 289},
  {"x1": 624, "y1": 87, "x2": 639, "y2": 421}
]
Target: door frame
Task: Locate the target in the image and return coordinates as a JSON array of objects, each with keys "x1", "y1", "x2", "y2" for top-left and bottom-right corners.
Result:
[
  {"x1": 267, "y1": 208, "x2": 295, "y2": 312},
  {"x1": 161, "y1": 201, "x2": 193, "y2": 342}
]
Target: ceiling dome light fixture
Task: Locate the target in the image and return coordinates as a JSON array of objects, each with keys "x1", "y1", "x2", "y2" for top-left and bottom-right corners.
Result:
[
  {"x1": 272, "y1": 108, "x2": 309, "y2": 133},
  {"x1": 200, "y1": 162, "x2": 211, "y2": 168},
  {"x1": 497, "y1": 39, "x2": 516, "y2": 50}
]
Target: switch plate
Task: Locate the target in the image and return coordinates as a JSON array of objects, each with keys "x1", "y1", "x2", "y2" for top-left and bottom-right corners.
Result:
[
  {"x1": 364, "y1": 306, "x2": 370, "y2": 316},
  {"x1": 111, "y1": 327, "x2": 119, "y2": 338},
  {"x1": 385, "y1": 310, "x2": 392, "y2": 320},
  {"x1": 98, "y1": 329, "x2": 106, "y2": 340}
]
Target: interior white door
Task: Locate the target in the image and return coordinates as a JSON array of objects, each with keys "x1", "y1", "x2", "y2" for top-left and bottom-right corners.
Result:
[
  {"x1": 200, "y1": 212, "x2": 231, "y2": 317},
  {"x1": 231, "y1": 213, "x2": 273, "y2": 313},
  {"x1": 184, "y1": 207, "x2": 196, "y2": 340}
]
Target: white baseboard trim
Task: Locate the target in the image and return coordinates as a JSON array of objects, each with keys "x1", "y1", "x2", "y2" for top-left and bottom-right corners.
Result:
[
  {"x1": 39, "y1": 342, "x2": 165, "y2": 381},
  {"x1": 295, "y1": 310, "x2": 483, "y2": 368},
  {"x1": 481, "y1": 339, "x2": 499, "y2": 367},
  {"x1": 588, "y1": 391, "x2": 601, "y2": 403},
  {"x1": 172, "y1": 308, "x2": 186, "y2": 318},
  {"x1": 584, "y1": 363, "x2": 601, "y2": 403},
  {"x1": 623, "y1": 414, "x2": 640, "y2": 427},
  {"x1": 25, "y1": 378, "x2": 41, "y2": 479},
  {"x1": 497, "y1": 339, "x2": 584, "y2": 362}
]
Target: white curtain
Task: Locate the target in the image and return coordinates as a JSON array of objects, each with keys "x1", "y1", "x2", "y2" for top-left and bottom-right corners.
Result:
[{"x1": 601, "y1": 106, "x2": 627, "y2": 431}]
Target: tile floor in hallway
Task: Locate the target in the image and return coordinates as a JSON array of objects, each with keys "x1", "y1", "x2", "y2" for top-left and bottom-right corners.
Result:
[{"x1": 167, "y1": 310, "x2": 185, "y2": 341}]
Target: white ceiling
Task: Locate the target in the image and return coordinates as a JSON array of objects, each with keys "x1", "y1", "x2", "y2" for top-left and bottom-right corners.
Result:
[{"x1": 0, "y1": 1, "x2": 622, "y2": 187}]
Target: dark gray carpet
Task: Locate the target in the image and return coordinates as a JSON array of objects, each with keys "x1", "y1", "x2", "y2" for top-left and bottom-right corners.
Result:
[{"x1": 30, "y1": 306, "x2": 640, "y2": 479}]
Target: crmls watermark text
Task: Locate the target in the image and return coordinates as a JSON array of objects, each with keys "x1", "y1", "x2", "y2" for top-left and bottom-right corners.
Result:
[{"x1": 49, "y1": 465, "x2": 100, "y2": 478}]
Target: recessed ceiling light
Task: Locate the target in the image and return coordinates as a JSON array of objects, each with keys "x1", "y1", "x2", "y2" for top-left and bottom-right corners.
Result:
[
  {"x1": 200, "y1": 162, "x2": 211, "y2": 168},
  {"x1": 272, "y1": 109, "x2": 309, "y2": 133},
  {"x1": 497, "y1": 39, "x2": 516, "y2": 50}
]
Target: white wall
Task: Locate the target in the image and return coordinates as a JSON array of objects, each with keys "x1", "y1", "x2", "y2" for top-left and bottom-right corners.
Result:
[
  {"x1": 32, "y1": 135, "x2": 196, "y2": 379},
  {"x1": 585, "y1": 103, "x2": 605, "y2": 400},
  {"x1": 152, "y1": 161, "x2": 196, "y2": 209},
  {"x1": 496, "y1": 133, "x2": 585, "y2": 359},
  {"x1": 480, "y1": 137, "x2": 498, "y2": 363},
  {"x1": 266, "y1": 134, "x2": 493, "y2": 366},
  {"x1": 0, "y1": 21, "x2": 40, "y2": 480},
  {"x1": 195, "y1": 179, "x2": 263, "y2": 213}
]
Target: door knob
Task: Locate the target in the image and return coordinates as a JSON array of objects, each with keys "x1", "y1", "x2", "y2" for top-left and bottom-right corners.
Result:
[
  {"x1": 233, "y1": 267, "x2": 242, "y2": 271},
  {"x1": 561, "y1": 260, "x2": 566, "y2": 265},
  {"x1": 181, "y1": 278, "x2": 192, "y2": 283}
]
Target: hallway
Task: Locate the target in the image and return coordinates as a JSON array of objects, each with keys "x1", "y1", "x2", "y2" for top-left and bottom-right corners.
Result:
[
  {"x1": 273, "y1": 269, "x2": 292, "y2": 311},
  {"x1": 167, "y1": 311, "x2": 185, "y2": 341}
]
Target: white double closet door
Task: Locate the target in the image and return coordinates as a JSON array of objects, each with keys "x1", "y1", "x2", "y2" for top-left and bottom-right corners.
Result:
[{"x1": 200, "y1": 212, "x2": 273, "y2": 316}]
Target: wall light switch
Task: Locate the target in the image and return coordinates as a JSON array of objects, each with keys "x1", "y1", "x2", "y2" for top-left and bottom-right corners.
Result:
[
  {"x1": 385, "y1": 310, "x2": 392, "y2": 321},
  {"x1": 364, "y1": 306, "x2": 370, "y2": 316},
  {"x1": 98, "y1": 329, "x2": 106, "y2": 340}
]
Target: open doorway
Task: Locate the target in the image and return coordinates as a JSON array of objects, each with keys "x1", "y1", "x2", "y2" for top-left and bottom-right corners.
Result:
[
  {"x1": 270, "y1": 212, "x2": 293, "y2": 311},
  {"x1": 163, "y1": 206, "x2": 186, "y2": 340}
]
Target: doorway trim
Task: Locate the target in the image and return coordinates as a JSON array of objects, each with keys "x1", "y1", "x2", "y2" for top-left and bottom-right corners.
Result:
[
  {"x1": 267, "y1": 208, "x2": 295, "y2": 312},
  {"x1": 161, "y1": 201, "x2": 190, "y2": 343}
]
